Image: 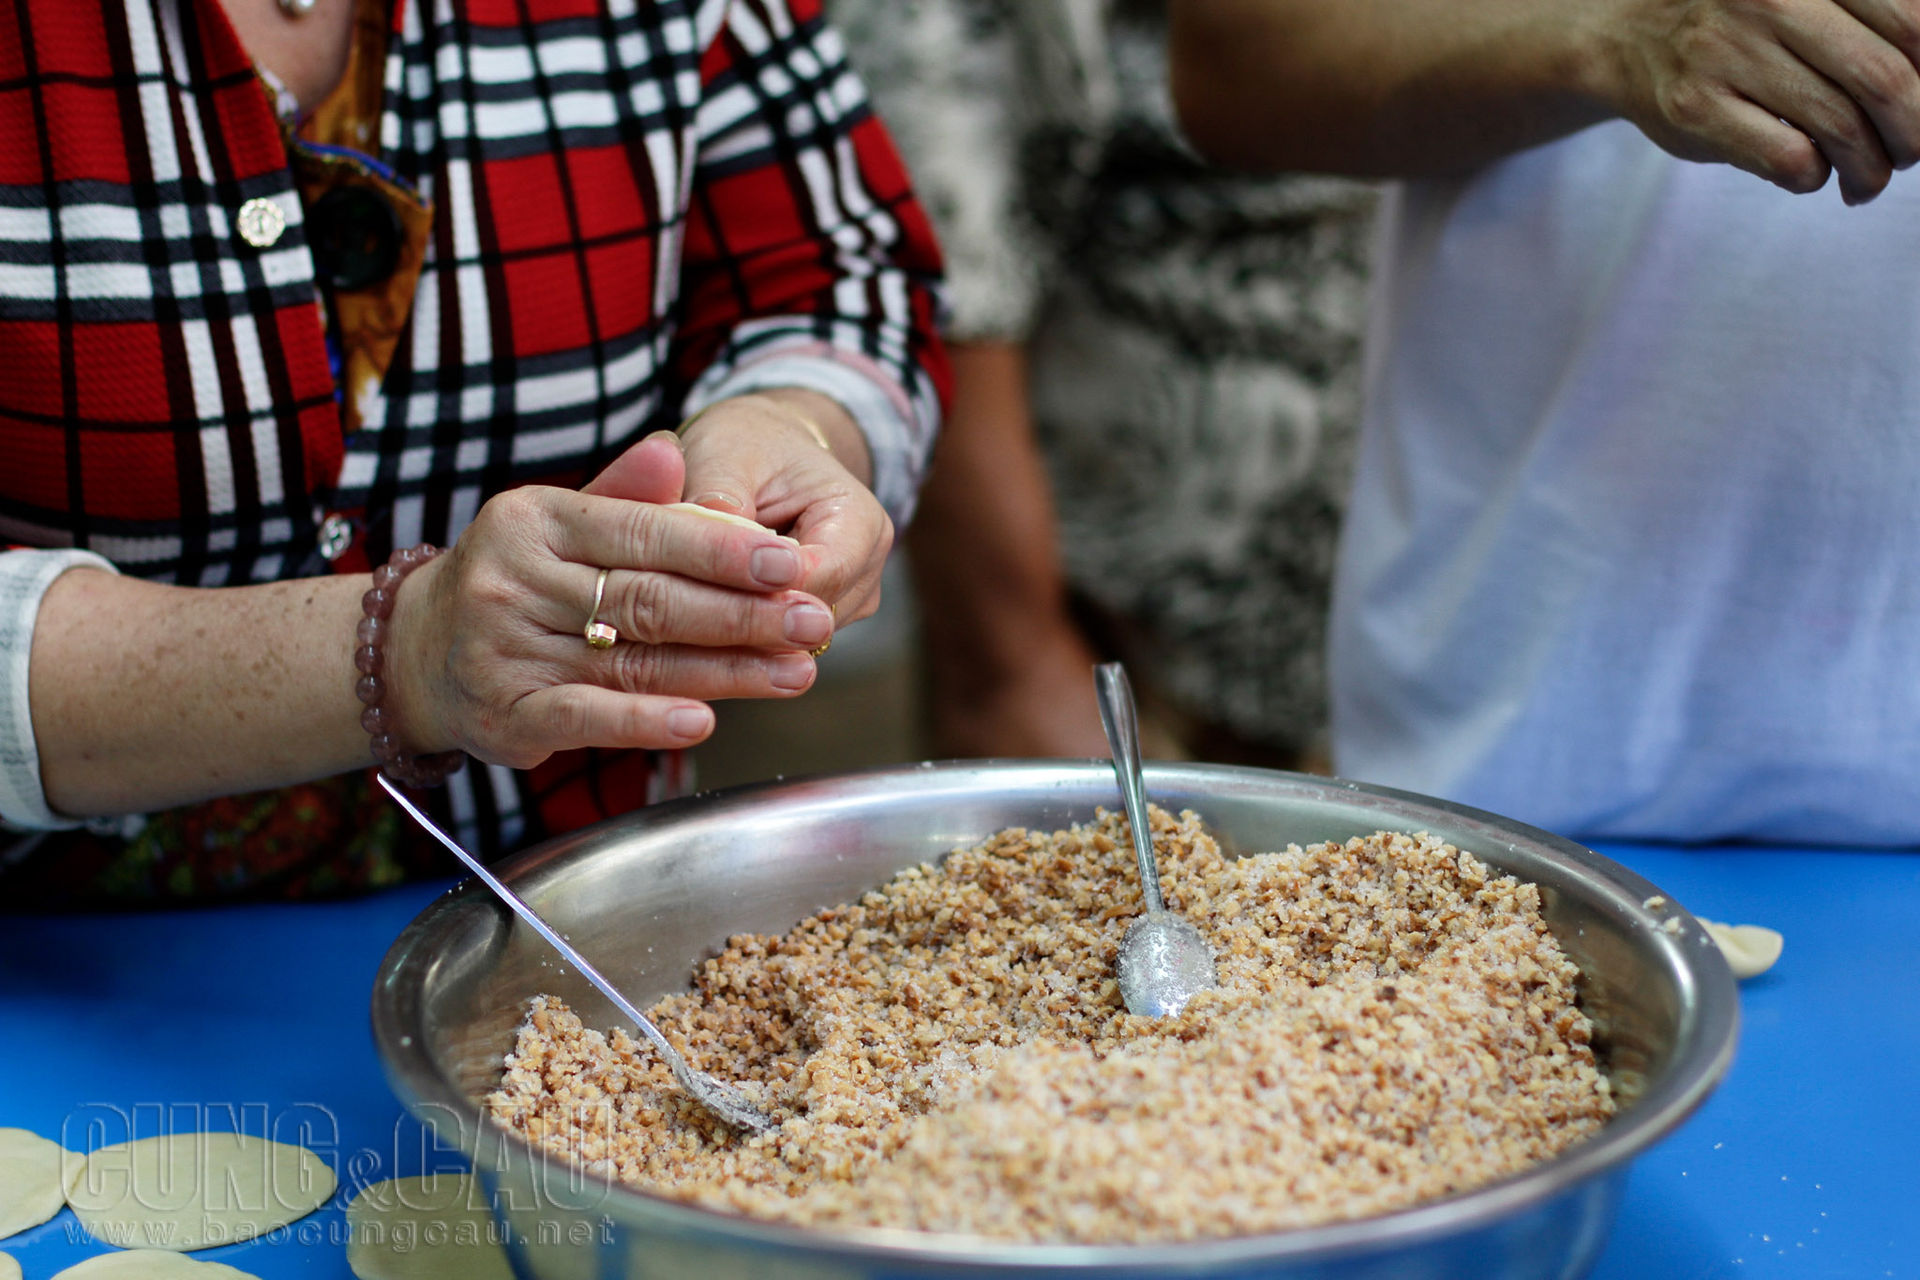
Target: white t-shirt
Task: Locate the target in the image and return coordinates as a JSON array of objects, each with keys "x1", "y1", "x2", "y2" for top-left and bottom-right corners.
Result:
[{"x1": 1330, "y1": 121, "x2": 1920, "y2": 847}]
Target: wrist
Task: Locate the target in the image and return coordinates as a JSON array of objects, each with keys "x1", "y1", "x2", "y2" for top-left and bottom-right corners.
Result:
[
  {"x1": 745, "y1": 392, "x2": 834, "y2": 452},
  {"x1": 357, "y1": 545, "x2": 464, "y2": 786},
  {"x1": 687, "y1": 390, "x2": 870, "y2": 486},
  {"x1": 1551, "y1": 1, "x2": 1629, "y2": 123}
]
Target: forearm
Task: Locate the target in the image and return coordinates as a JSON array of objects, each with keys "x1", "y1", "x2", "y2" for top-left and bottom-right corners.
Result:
[
  {"x1": 28, "y1": 460, "x2": 843, "y2": 819},
  {"x1": 30, "y1": 569, "x2": 370, "y2": 817},
  {"x1": 1169, "y1": 0, "x2": 1615, "y2": 176},
  {"x1": 906, "y1": 343, "x2": 1091, "y2": 677}
]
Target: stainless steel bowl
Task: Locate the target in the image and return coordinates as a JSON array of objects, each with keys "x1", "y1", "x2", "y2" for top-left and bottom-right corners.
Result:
[{"x1": 371, "y1": 762, "x2": 1739, "y2": 1279}]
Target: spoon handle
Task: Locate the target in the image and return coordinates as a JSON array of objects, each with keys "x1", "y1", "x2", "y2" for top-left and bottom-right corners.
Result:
[
  {"x1": 1093, "y1": 663, "x2": 1166, "y2": 913},
  {"x1": 376, "y1": 774, "x2": 682, "y2": 1066}
]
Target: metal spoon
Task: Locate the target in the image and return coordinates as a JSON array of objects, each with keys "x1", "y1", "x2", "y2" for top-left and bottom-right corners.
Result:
[
  {"x1": 377, "y1": 774, "x2": 777, "y2": 1134},
  {"x1": 1093, "y1": 663, "x2": 1218, "y2": 1017}
]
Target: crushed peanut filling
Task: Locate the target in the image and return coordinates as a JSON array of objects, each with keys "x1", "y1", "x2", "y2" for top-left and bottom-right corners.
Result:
[{"x1": 486, "y1": 811, "x2": 1613, "y2": 1243}]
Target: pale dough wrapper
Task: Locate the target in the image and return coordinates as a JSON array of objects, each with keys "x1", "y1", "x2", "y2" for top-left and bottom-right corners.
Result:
[
  {"x1": 66, "y1": 1134, "x2": 334, "y2": 1252},
  {"x1": 49, "y1": 1250, "x2": 260, "y2": 1279},
  {"x1": 662, "y1": 502, "x2": 800, "y2": 545},
  {"x1": 344, "y1": 1175, "x2": 511, "y2": 1280},
  {"x1": 1699, "y1": 919, "x2": 1785, "y2": 979},
  {"x1": 0, "y1": 1126, "x2": 74, "y2": 1240},
  {"x1": 1, "y1": 1249, "x2": 21, "y2": 1280}
]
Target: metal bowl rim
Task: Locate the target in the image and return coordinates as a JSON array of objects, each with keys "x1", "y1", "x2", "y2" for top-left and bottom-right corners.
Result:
[{"x1": 370, "y1": 760, "x2": 1740, "y2": 1268}]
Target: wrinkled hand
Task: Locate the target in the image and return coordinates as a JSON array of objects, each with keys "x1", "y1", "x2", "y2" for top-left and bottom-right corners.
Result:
[
  {"x1": 1599, "y1": 0, "x2": 1920, "y2": 201},
  {"x1": 671, "y1": 391, "x2": 895, "y2": 626},
  {"x1": 383, "y1": 431, "x2": 835, "y2": 769}
]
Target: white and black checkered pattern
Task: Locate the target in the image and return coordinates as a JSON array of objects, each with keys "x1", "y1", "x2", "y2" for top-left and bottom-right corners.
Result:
[{"x1": 0, "y1": 0, "x2": 948, "y2": 860}]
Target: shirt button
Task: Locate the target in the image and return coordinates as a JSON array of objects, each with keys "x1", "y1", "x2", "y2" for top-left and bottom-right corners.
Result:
[
  {"x1": 237, "y1": 197, "x2": 287, "y2": 249},
  {"x1": 317, "y1": 514, "x2": 354, "y2": 561},
  {"x1": 309, "y1": 187, "x2": 402, "y2": 291}
]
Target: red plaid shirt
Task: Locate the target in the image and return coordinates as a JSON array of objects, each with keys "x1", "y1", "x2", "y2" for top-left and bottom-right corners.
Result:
[{"x1": 0, "y1": 0, "x2": 947, "y2": 898}]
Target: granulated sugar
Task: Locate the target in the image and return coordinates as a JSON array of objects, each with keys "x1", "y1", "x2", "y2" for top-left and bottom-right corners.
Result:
[{"x1": 485, "y1": 810, "x2": 1612, "y2": 1243}]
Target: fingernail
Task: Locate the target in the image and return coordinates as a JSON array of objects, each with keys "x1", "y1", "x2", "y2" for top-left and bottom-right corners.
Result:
[
  {"x1": 667, "y1": 705, "x2": 713, "y2": 739},
  {"x1": 643, "y1": 429, "x2": 683, "y2": 450},
  {"x1": 768, "y1": 652, "x2": 815, "y2": 691},
  {"x1": 751, "y1": 545, "x2": 801, "y2": 587},
  {"x1": 783, "y1": 602, "x2": 832, "y2": 645}
]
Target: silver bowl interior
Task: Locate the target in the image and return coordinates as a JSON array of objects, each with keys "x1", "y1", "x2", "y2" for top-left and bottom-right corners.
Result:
[{"x1": 371, "y1": 761, "x2": 1739, "y2": 1277}]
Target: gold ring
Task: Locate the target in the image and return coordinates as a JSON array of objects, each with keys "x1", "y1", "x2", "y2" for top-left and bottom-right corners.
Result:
[
  {"x1": 807, "y1": 602, "x2": 836, "y2": 659},
  {"x1": 584, "y1": 567, "x2": 617, "y2": 649}
]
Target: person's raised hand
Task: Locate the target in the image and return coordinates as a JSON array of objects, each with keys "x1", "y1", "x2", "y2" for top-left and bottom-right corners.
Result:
[
  {"x1": 674, "y1": 390, "x2": 894, "y2": 630},
  {"x1": 1596, "y1": 0, "x2": 1920, "y2": 202}
]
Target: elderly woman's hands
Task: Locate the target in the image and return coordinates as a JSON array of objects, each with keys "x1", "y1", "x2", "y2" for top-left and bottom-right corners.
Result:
[
  {"x1": 27, "y1": 393, "x2": 890, "y2": 815},
  {"x1": 382, "y1": 391, "x2": 888, "y2": 771},
  {"x1": 383, "y1": 431, "x2": 823, "y2": 769}
]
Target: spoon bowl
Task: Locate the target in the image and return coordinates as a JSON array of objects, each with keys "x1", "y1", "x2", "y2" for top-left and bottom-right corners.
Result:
[{"x1": 1115, "y1": 910, "x2": 1217, "y2": 1018}]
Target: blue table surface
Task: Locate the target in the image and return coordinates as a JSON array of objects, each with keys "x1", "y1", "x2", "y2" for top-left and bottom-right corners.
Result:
[{"x1": 2, "y1": 841, "x2": 1916, "y2": 1279}]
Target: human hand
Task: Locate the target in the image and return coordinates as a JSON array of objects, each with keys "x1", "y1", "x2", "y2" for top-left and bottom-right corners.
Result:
[
  {"x1": 1596, "y1": 0, "x2": 1920, "y2": 202},
  {"x1": 672, "y1": 390, "x2": 894, "y2": 628},
  {"x1": 382, "y1": 433, "x2": 832, "y2": 768}
]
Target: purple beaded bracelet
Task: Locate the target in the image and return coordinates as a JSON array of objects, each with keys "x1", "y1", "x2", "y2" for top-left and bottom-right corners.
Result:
[{"x1": 354, "y1": 543, "x2": 465, "y2": 788}]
